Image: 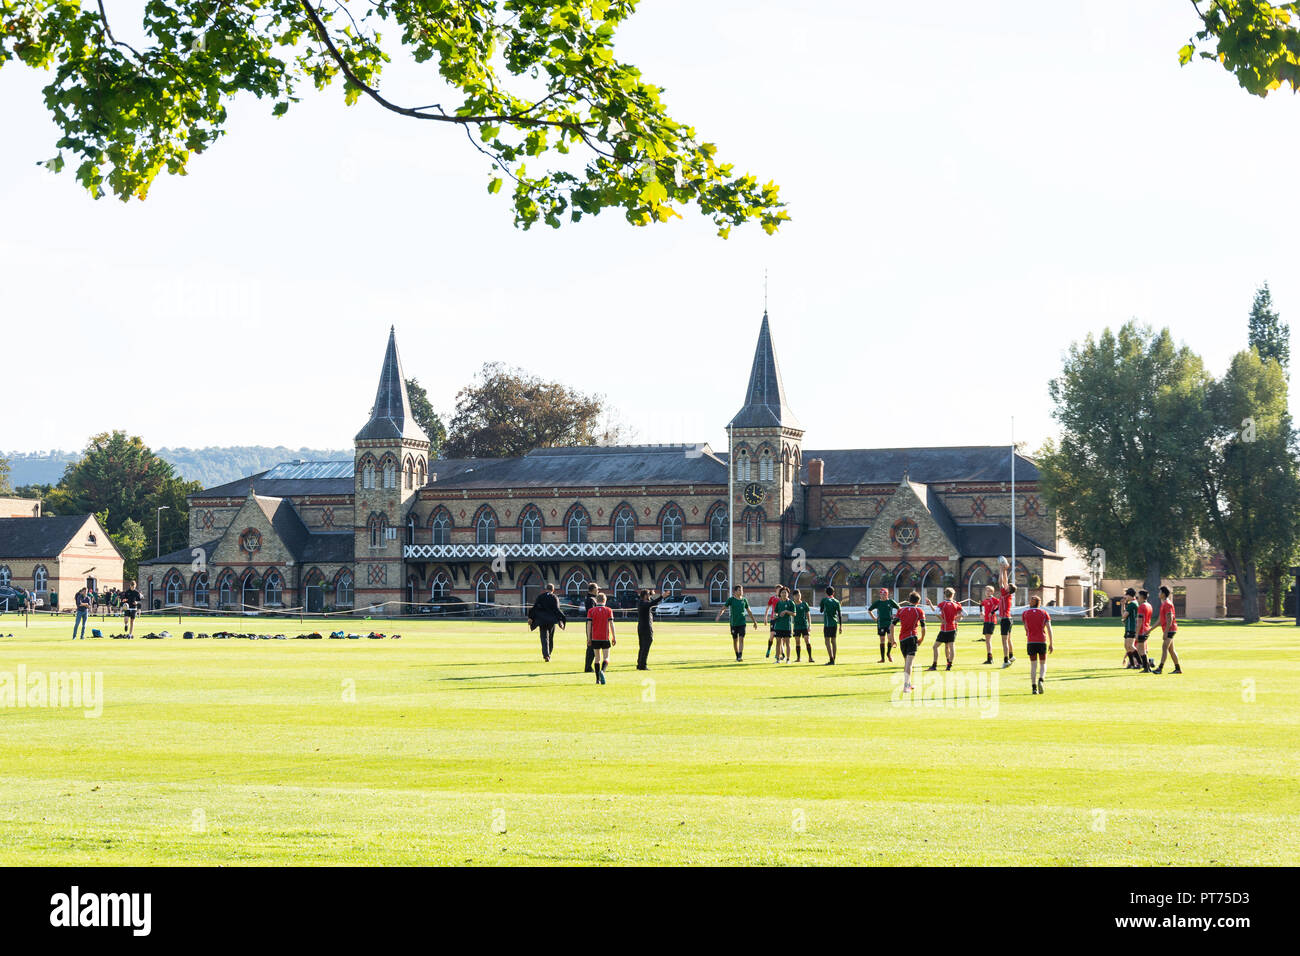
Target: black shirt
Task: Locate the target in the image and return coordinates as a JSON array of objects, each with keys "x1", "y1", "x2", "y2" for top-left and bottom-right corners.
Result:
[
  {"x1": 121, "y1": 589, "x2": 141, "y2": 609},
  {"x1": 530, "y1": 592, "x2": 564, "y2": 626},
  {"x1": 637, "y1": 596, "x2": 662, "y2": 630}
]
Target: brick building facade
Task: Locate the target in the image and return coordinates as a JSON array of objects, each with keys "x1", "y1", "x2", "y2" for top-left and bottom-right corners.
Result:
[{"x1": 139, "y1": 321, "x2": 1082, "y2": 613}]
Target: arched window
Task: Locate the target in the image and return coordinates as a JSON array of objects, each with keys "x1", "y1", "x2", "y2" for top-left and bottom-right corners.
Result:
[
  {"x1": 241, "y1": 571, "x2": 260, "y2": 608},
  {"x1": 382, "y1": 457, "x2": 397, "y2": 489},
  {"x1": 193, "y1": 572, "x2": 209, "y2": 608},
  {"x1": 368, "y1": 513, "x2": 387, "y2": 549},
  {"x1": 965, "y1": 562, "x2": 993, "y2": 606},
  {"x1": 566, "y1": 505, "x2": 589, "y2": 544},
  {"x1": 475, "y1": 570, "x2": 496, "y2": 606},
  {"x1": 613, "y1": 506, "x2": 636, "y2": 543},
  {"x1": 743, "y1": 507, "x2": 764, "y2": 544},
  {"x1": 660, "y1": 567, "x2": 684, "y2": 600},
  {"x1": 430, "y1": 508, "x2": 451, "y2": 546},
  {"x1": 264, "y1": 570, "x2": 284, "y2": 606},
  {"x1": 430, "y1": 570, "x2": 452, "y2": 601},
  {"x1": 707, "y1": 503, "x2": 728, "y2": 542},
  {"x1": 217, "y1": 572, "x2": 234, "y2": 608},
  {"x1": 611, "y1": 569, "x2": 637, "y2": 606},
  {"x1": 164, "y1": 571, "x2": 184, "y2": 606},
  {"x1": 335, "y1": 571, "x2": 354, "y2": 608},
  {"x1": 416, "y1": 458, "x2": 427, "y2": 487},
  {"x1": 33, "y1": 565, "x2": 48, "y2": 592},
  {"x1": 0, "y1": 566, "x2": 10, "y2": 587},
  {"x1": 759, "y1": 447, "x2": 775, "y2": 481},
  {"x1": 735, "y1": 448, "x2": 751, "y2": 481},
  {"x1": 475, "y1": 507, "x2": 497, "y2": 545},
  {"x1": 359, "y1": 456, "x2": 377, "y2": 490},
  {"x1": 404, "y1": 456, "x2": 415, "y2": 489},
  {"x1": 660, "y1": 503, "x2": 684, "y2": 543},
  {"x1": 520, "y1": 507, "x2": 542, "y2": 545},
  {"x1": 406, "y1": 514, "x2": 417, "y2": 545},
  {"x1": 707, "y1": 567, "x2": 728, "y2": 605},
  {"x1": 562, "y1": 568, "x2": 587, "y2": 603}
]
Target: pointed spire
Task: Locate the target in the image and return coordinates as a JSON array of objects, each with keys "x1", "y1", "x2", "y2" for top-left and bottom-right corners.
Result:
[
  {"x1": 355, "y1": 328, "x2": 429, "y2": 443},
  {"x1": 730, "y1": 311, "x2": 800, "y2": 430}
]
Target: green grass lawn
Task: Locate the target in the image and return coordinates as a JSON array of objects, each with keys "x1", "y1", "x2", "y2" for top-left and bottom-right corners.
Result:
[{"x1": 0, "y1": 613, "x2": 1295, "y2": 866}]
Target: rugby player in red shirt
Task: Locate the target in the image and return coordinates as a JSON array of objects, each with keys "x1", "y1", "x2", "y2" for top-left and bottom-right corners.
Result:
[
  {"x1": 997, "y1": 561, "x2": 1017, "y2": 668},
  {"x1": 1021, "y1": 595, "x2": 1054, "y2": 695},
  {"x1": 895, "y1": 591, "x2": 927, "y2": 693},
  {"x1": 979, "y1": 584, "x2": 1000, "y2": 666},
  {"x1": 586, "y1": 593, "x2": 617, "y2": 685},
  {"x1": 1135, "y1": 589, "x2": 1155, "y2": 673},
  {"x1": 927, "y1": 587, "x2": 963, "y2": 672},
  {"x1": 1153, "y1": 585, "x2": 1182, "y2": 674}
]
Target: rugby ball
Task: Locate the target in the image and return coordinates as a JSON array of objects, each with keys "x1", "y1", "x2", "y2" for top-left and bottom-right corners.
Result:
[{"x1": 997, "y1": 555, "x2": 1010, "y2": 568}]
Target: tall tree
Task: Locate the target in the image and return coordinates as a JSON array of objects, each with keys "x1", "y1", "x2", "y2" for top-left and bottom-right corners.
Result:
[
  {"x1": 1248, "y1": 282, "x2": 1290, "y2": 371},
  {"x1": 0, "y1": 1, "x2": 786, "y2": 236},
  {"x1": 47, "y1": 432, "x2": 200, "y2": 557},
  {"x1": 1190, "y1": 349, "x2": 1300, "y2": 622},
  {"x1": 1038, "y1": 323, "x2": 1211, "y2": 599},
  {"x1": 0, "y1": 454, "x2": 11, "y2": 495},
  {"x1": 405, "y1": 378, "x2": 446, "y2": 457},
  {"x1": 443, "y1": 362, "x2": 621, "y2": 458},
  {"x1": 1181, "y1": 1, "x2": 1300, "y2": 95}
]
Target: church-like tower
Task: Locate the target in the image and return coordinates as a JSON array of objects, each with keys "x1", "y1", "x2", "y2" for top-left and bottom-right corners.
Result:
[
  {"x1": 729, "y1": 312, "x2": 803, "y2": 592},
  {"x1": 353, "y1": 327, "x2": 431, "y2": 611}
]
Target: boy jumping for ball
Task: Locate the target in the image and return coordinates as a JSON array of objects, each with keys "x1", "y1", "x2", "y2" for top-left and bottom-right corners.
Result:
[
  {"x1": 1153, "y1": 584, "x2": 1182, "y2": 674},
  {"x1": 819, "y1": 585, "x2": 842, "y2": 665},
  {"x1": 869, "y1": 587, "x2": 900, "y2": 663},
  {"x1": 927, "y1": 587, "x2": 962, "y2": 671},
  {"x1": 997, "y1": 561, "x2": 1016, "y2": 667},
  {"x1": 1021, "y1": 595, "x2": 1053, "y2": 694},
  {"x1": 895, "y1": 591, "x2": 926, "y2": 693},
  {"x1": 717, "y1": 585, "x2": 758, "y2": 661}
]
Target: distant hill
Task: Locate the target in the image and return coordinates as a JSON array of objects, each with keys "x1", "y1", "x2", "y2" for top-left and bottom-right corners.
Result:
[{"x1": 4, "y1": 446, "x2": 351, "y2": 489}]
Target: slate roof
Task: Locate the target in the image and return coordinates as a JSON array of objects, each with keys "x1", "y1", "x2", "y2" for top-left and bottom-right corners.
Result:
[
  {"x1": 300, "y1": 533, "x2": 354, "y2": 564},
  {"x1": 730, "y1": 312, "x2": 801, "y2": 430},
  {"x1": 139, "y1": 539, "x2": 219, "y2": 569},
  {"x1": 789, "y1": 526, "x2": 869, "y2": 558},
  {"x1": 0, "y1": 515, "x2": 109, "y2": 558},
  {"x1": 253, "y1": 494, "x2": 311, "y2": 559},
  {"x1": 800, "y1": 446, "x2": 1040, "y2": 485},
  {"x1": 426, "y1": 444, "x2": 729, "y2": 490},
  {"x1": 956, "y1": 524, "x2": 1058, "y2": 558},
  {"x1": 192, "y1": 469, "x2": 354, "y2": 500},
  {"x1": 912, "y1": 480, "x2": 962, "y2": 551},
  {"x1": 356, "y1": 327, "x2": 428, "y2": 443}
]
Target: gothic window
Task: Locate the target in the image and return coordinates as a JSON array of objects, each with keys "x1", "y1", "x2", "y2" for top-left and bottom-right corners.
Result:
[
  {"x1": 0, "y1": 566, "x2": 10, "y2": 586},
  {"x1": 735, "y1": 448, "x2": 751, "y2": 481},
  {"x1": 430, "y1": 509, "x2": 451, "y2": 545},
  {"x1": 475, "y1": 570, "x2": 497, "y2": 606},
  {"x1": 416, "y1": 458, "x2": 427, "y2": 487},
  {"x1": 33, "y1": 565, "x2": 48, "y2": 592},
  {"x1": 707, "y1": 503, "x2": 728, "y2": 542},
  {"x1": 383, "y1": 460, "x2": 397, "y2": 489},
  {"x1": 475, "y1": 507, "x2": 498, "y2": 545},
  {"x1": 520, "y1": 507, "x2": 542, "y2": 545},
  {"x1": 567, "y1": 505, "x2": 589, "y2": 544},
  {"x1": 743, "y1": 507, "x2": 764, "y2": 544},
  {"x1": 404, "y1": 457, "x2": 415, "y2": 489},
  {"x1": 611, "y1": 569, "x2": 637, "y2": 606},
  {"x1": 360, "y1": 457, "x2": 377, "y2": 490},
  {"x1": 707, "y1": 567, "x2": 728, "y2": 605},
  {"x1": 369, "y1": 513, "x2": 387, "y2": 549},
  {"x1": 264, "y1": 570, "x2": 284, "y2": 606},
  {"x1": 217, "y1": 572, "x2": 234, "y2": 607},
  {"x1": 660, "y1": 503, "x2": 684, "y2": 543},
  {"x1": 660, "y1": 567, "x2": 684, "y2": 600},
  {"x1": 759, "y1": 447, "x2": 775, "y2": 482},
  {"x1": 430, "y1": 570, "x2": 452, "y2": 601},
  {"x1": 613, "y1": 506, "x2": 636, "y2": 543},
  {"x1": 164, "y1": 571, "x2": 184, "y2": 606},
  {"x1": 562, "y1": 568, "x2": 587, "y2": 602},
  {"x1": 241, "y1": 571, "x2": 260, "y2": 608},
  {"x1": 192, "y1": 572, "x2": 209, "y2": 608},
  {"x1": 335, "y1": 571, "x2": 354, "y2": 608}
]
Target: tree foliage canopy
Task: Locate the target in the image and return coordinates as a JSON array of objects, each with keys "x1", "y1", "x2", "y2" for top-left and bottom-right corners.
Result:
[
  {"x1": 1181, "y1": 1, "x2": 1300, "y2": 94},
  {"x1": 0, "y1": 0, "x2": 787, "y2": 235},
  {"x1": 443, "y1": 361, "x2": 620, "y2": 458},
  {"x1": 405, "y1": 377, "x2": 446, "y2": 455},
  {"x1": 1248, "y1": 282, "x2": 1290, "y2": 370}
]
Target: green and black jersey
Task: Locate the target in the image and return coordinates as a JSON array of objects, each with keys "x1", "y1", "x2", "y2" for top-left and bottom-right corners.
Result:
[
  {"x1": 1124, "y1": 600, "x2": 1139, "y2": 636},
  {"x1": 773, "y1": 599, "x2": 796, "y2": 634},
  {"x1": 819, "y1": 596, "x2": 842, "y2": 629}
]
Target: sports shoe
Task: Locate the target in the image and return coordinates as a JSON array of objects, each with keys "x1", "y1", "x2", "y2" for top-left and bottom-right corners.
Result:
[
  {"x1": 1037, "y1": 679, "x2": 1044, "y2": 694},
  {"x1": 945, "y1": 664, "x2": 952, "y2": 671},
  {"x1": 1171, "y1": 667, "x2": 1182, "y2": 674},
  {"x1": 984, "y1": 656, "x2": 993, "y2": 665},
  {"x1": 1031, "y1": 684, "x2": 1038, "y2": 695},
  {"x1": 926, "y1": 663, "x2": 938, "y2": 671},
  {"x1": 1002, "y1": 659, "x2": 1012, "y2": 668},
  {"x1": 1152, "y1": 665, "x2": 1163, "y2": 674}
]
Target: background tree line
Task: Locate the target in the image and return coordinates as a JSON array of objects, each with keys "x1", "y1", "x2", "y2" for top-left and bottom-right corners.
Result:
[{"x1": 1040, "y1": 284, "x2": 1299, "y2": 623}]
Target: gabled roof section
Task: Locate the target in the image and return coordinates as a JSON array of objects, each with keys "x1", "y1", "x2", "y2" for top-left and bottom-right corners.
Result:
[
  {"x1": 139, "y1": 539, "x2": 220, "y2": 569},
  {"x1": 355, "y1": 327, "x2": 429, "y2": 444},
  {"x1": 0, "y1": 515, "x2": 109, "y2": 559},
  {"x1": 425, "y1": 444, "x2": 728, "y2": 490},
  {"x1": 800, "y1": 446, "x2": 1040, "y2": 485},
  {"x1": 252, "y1": 494, "x2": 311, "y2": 560},
  {"x1": 957, "y1": 525, "x2": 1059, "y2": 559},
  {"x1": 730, "y1": 312, "x2": 801, "y2": 430}
]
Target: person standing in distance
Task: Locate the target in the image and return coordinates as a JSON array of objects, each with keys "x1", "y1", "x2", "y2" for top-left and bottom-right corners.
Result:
[
  {"x1": 1021, "y1": 595, "x2": 1054, "y2": 694},
  {"x1": 586, "y1": 592, "x2": 616, "y2": 685},
  {"x1": 582, "y1": 583, "x2": 600, "y2": 672},
  {"x1": 979, "y1": 584, "x2": 999, "y2": 665},
  {"x1": 71, "y1": 586, "x2": 90, "y2": 640},
  {"x1": 868, "y1": 588, "x2": 900, "y2": 663},
  {"x1": 716, "y1": 585, "x2": 758, "y2": 661},
  {"x1": 1154, "y1": 584, "x2": 1182, "y2": 674},
  {"x1": 120, "y1": 579, "x2": 142, "y2": 638},
  {"x1": 528, "y1": 583, "x2": 565, "y2": 662},
  {"x1": 927, "y1": 587, "x2": 962, "y2": 671},
  {"x1": 635, "y1": 588, "x2": 662, "y2": 670},
  {"x1": 819, "y1": 585, "x2": 842, "y2": 665},
  {"x1": 895, "y1": 591, "x2": 926, "y2": 693}
]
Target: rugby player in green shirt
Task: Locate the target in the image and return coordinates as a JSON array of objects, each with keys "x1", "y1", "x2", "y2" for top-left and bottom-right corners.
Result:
[
  {"x1": 772, "y1": 586, "x2": 796, "y2": 663},
  {"x1": 1122, "y1": 587, "x2": 1140, "y2": 669},
  {"x1": 819, "y1": 585, "x2": 842, "y2": 665},
  {"x1": 868, "y1": 588, "x2": 900, "y2": 663},
  {"x1": 791, "y1": 589, "x2": 814, "y2": 662},
  {"x1": 716, "y1": 585, "x2": 759, "y2": 661}
]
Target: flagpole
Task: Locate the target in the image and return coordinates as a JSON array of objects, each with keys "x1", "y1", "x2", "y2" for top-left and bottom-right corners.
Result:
[
  {"x1": 727, "y1": 423, "x2": 734, "y2": 597},
  {"x1": 1010, "y1": 416, "x2": 1016, "y2": 597}
]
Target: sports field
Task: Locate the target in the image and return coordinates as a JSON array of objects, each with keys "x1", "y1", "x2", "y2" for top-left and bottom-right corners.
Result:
[{"x1": 0, "y1": 614, "x2": 1295, "y2": 866}]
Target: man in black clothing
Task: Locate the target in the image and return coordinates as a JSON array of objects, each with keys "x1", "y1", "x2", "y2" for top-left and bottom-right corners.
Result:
[
  {"x1": 583, "y1": 583, "x2": 600, "y2": 672},
  {"x1": 636, "y1": 588, "x2": 662, "y2": 670},
  {"x1": 528, "y1": 583, "x2": 565, "y2": 661},
  {"x1": 120, "y1": 579, "x2": 142, "y2": 638}
]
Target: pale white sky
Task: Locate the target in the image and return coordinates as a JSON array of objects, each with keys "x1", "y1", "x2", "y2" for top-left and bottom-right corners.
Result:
[{"x1": 2, "y1": 1, "x2": 1297, "y2": 456}]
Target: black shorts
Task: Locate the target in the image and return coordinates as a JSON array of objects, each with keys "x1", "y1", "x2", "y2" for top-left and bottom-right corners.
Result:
[
  {"x1": 1027, "y1": 641, "x2": 1047, "y2": 658},
  {"x1": 730, "y1": 625, "x2": 746, "y2": 638},
  {"x1": 774, "y1": 630, "x2": 792, "y2": 641},
  {"x1": 1136, "y1": 632, "x2": 1150, "y2": 643},
  {"x1": 936, "y1": 630, "x2": 956, "y2": 644},
  {"x1": 793, "y1": 627, "x2": 809, "y2": 638},
  {"x1": 899, "y1": 635, "x2": 918, "y2": 657},
  {"x1": 982, "y1": 621, "x2": 996, "y2": 636},
  {"x1": 590, "y1": 639, "x2": 611, "y2": 649},
  {"x1": 123, "y1": 609, "x2": 137, "y2": 619},
  {"x1": 999, "y1": 617, "x2": 1012, "y2": 637},
  {"x1": 1162, "y1": 628, "x2": 1177, "y2": 639},
  {"x1": 877, "y1": 626, "x2": 890, "y2": 638},
  {"x1": 823, "y1": 627, "x2": 838, "y2": 638}
]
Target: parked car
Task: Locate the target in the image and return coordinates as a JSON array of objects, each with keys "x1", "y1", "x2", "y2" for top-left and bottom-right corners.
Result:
[
  {"x1": 0, "y1": 585, "x2": 27, "y2": 611},
  {"x1": 654, "y1": 595, "x2": 701, "y2": 618},
  {"x1": 424, "y1": 596, "x2": 469, "y2": 616}
]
